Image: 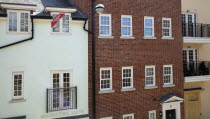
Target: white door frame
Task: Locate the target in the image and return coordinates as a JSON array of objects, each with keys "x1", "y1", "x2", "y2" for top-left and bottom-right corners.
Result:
[
  {"x1": 50, "y1": 70, "x2": 73, "y2": 110},
  {"x1": 182, "y1": 13, "x2": 197, "y2": 37},
  {"x1": 162, "y1": 102, "x2": 182, "y2": 119}
]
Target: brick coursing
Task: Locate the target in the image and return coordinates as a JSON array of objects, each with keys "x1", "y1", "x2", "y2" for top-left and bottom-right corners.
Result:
[{"x1": 74, "y1": 0, "x2": 184, "y2": 119}]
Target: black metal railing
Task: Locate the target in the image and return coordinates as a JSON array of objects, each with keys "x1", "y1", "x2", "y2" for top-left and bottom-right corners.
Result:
[
  {"x1": 47, "y1": 87, "x2": 77, "y2": 112},
  {"x1": 182, "y1": 23, "x2": 210, "y2": 37},
  {"x1": 184, "y1": 61, "x2": 210, "y2": 77}
]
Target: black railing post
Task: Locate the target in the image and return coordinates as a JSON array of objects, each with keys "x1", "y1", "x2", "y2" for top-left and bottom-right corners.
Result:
[
  {"x1": 201, "y1": 23, "x2": 203, "y2": 37},
  {"x1": 47, "y1": 87, "x2": 77, "y2": 113},
  {"x1": 184, "y1": 61, "x2": 210, "y2": 77},
  {"x1": 46, "y1": 89, "x2": 49, "y2": 113},
  {"x1": 75, "y1": 87, "x2": 77, "y2": 109}
]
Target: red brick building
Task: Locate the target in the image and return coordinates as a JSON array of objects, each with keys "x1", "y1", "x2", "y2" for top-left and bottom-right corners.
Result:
[{"x1": 74, "y1": 0, "x2": 184, "y2": 119}]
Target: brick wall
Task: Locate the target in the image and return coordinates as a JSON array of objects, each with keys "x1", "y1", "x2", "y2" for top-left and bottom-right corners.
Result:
[{"x1": 74, "y1": 0, "x2": 184, "y2": 119}]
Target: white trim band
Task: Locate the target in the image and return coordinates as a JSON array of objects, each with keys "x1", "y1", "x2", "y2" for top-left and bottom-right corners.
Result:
[
  {"x1": 46, "y1": 7, "x2": 76, "y2": 13},
  {"x1": 0, "y1": 4, "x2": 37, "y2": 10}
]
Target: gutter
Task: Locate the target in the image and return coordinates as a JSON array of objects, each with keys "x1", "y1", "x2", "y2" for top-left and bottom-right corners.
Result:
[{"x1": 0, "y1": 17, "x2": 34, "y2": 49}]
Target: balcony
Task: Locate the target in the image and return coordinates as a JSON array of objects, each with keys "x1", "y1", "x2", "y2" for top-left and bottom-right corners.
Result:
[
  {"x1": 184, "y1": 61, "x2": 210, "y2": 77},
  {"x1": 47, "y1": 87, "x2": 77, "y2": 112},
  {"x1": 182, "y1": 23, "x2": 210, "y2": 43}
]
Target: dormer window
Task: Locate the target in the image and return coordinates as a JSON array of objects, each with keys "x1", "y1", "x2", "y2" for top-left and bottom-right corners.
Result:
[
  {"x1": 8, "y1": 10, "x2": 30, "y2": 33},
  {"x1": 51, "y1": 13, "x2": 70, "y2": 33}
]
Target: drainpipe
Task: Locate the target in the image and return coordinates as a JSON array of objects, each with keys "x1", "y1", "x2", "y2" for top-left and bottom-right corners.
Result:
[
  {"x1": 83, "y1": 19, "x2": 91, "y2": 33},
  {"x1": 91, "y1": 0, "x2": 96, "y2": 118},
  {"x1": 0, "y1": 16, "x2": 34, "y2": 49}
]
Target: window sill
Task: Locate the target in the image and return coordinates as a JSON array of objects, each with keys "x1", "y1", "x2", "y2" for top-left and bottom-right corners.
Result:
[
  {"x1": 144, "y1": 86, "x2": 158, "y2": 89},
  {"x1": 143, "y1": 37, "x2": 157, "y2": 39},
  {"x1": 120, "y1": 36, "x2": 135, "y2": 39},
  {"x1": 9, "y1": 98, "x2": 26, "y2": 103},
  {"x1": 99, "y1": 90, "x2": 115, "y2": 94},
  {"x1": 121, "y1": 88, "x2": 136, "y2": 92},
  {"x1": 51, "y1": 32, "x2": 71, "y2": 35},
  {"x1": 98, "y1": 36, "x2": 114, "y2": 39},
  {"x1": 163, "y1": 84, "x2": 175, "y2": 88},
  {"x1": 7, "y1": 32, "x2": 31, "y2": 35},
  {"x1": 162, "y1": 37, "x2": 174, "y2": 40}
]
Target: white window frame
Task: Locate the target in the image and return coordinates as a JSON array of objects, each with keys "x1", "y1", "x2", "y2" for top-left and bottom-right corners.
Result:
[
  {"x1": 162, "y1": 18, "x2": 172, "y2": 38},
  {"x1": 100, "y1": 68, "x2": 112, "y2": 91},
  {"x1": 122, "y1": 66, "x2": 133, "y2": 89},
  {"x1": 99, "y1": 14, "x2": 112, "y2": 36},
  {"x1": 145, "y1": 66, "x2": 156, "y2": 87},
  {"x1": 12, "y1": 72, "x2": 24, "y2": 99},
  {"x1": 149, "y1": 110, "x2": 156, "y2": 119},
  {"x1": 123, "y1": 113, "x2": 134, "y2": 119},
  {"x1": 163, "y1": 65, "x2": 173, "y2": 85},
  {"x1": 51, "y1": 12, "x2": 71, "y2": 34},
  {"x1": 121, "y1": 15, "x2": 133, "y2": 37},
  {"x1": 51, "y1": 70, "x2": 73, "y2": 88},
  {"x1": 7, "y1": 10, "x2": 30, "y2": 33},
  {"x1": 144, "y1": 16, "x2": 155, "y2": 37}
]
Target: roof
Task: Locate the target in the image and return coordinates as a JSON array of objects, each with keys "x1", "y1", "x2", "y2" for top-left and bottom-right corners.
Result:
[
  {"x1": 39, "y1": 0, "x2": 88, "y2": 20},
  {"x1": 0, "y1": 2, "x2": 36, "y2": 6},
  {"x1": 0, "y1": 0, "x2": 37, "y2": 6},
  {"x1": 0, "y1": 0, "x2": 87, "y2": 20},
  {"x1": 40, "y1": 0, "x2": 75, "y2": 9},
  {"x1": 158, "y1": 94, "x2": 184, "y2": 103}
]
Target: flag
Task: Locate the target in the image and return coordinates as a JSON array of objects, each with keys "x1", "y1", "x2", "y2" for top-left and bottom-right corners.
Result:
[{"x1": 51, "y1": 14, "x2": 65, "y2": 28}]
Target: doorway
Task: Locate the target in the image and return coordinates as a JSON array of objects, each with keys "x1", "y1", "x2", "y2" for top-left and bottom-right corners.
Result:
[
  {"x1": 166, "y1": 109, "x2": 176, "y2": 119},
  {"x1": 185, "y1": 91, "x2": 201, "y2": 119}
]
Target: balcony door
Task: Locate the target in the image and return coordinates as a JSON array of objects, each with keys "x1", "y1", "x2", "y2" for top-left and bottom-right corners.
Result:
[
  {"x1": 52, "y1": 71, "x2": 72, "y2": 110},
  {"x1": 182, "y1": 13, "x2": 197, "y2": 37},
  {"x1": 183, "y1": 48, "x2": 198, "y2": 62}
]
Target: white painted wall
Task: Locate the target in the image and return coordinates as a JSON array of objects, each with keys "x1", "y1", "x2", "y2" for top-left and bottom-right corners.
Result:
[
  {"x1": 182, "y1": 0, "x2": 210, "y2": 24},
  {"x1": 0, "y1": 16, "x2": 88, "y2": 119}
]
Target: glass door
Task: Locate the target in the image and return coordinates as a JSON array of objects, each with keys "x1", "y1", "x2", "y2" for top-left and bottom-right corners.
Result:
[
  {"x1": 182, "y1": 13, "x2": 196, "y2": 37},
  {"x1": 52, "y1": 71, "x2": 71, "y2": 110}
]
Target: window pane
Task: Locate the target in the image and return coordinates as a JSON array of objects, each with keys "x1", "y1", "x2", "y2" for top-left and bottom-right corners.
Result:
[
  {"x1": 163, "y1": 19, "x2": 171, "y2": 37},
  {"x1": 62, "y1": 15, "x2": 70, "y2": 32},
  {"x1": 146, "y1": 67, "x2": 155, "y2": 86},
  {"x1": 13, "y1": 74, "x2": 23, "y2": 97},
  {"x1": 100, "y1": 15, "x2": 111, "y2": 36},
  {"x1": 122, "y1": 17, "x2": 131, "y2": 26},
  {"x1": 100, "y1": 26, "x2": 110, "y2": 35},
  {"x1": 163, "y1": 29, "x2": 170, "y2": 36},
  {"x1": 9, "y1": 12, "x2": 18, "y2": 32},
  {"x1": 52, "y1": 14, "x2": 60, "y2": 32},
  {"x1": 20, "y1": 13, "x2": 29, "y2": 32},
  {"x1": 163, "y1": 20, "x2": 170, "y2": 28},
  {"x1": 164, "y1": 66, "x2": 172, "y2": 84},
  {"x1": 101, "y1": 16, "x2": 110, "y2": 25},
  {"x1": 122, "y1": 27, "x2": 131, "y2": 36},
  {"x1": 101, "y1": 69, "x2": 111, "y2": 90},
  {"x1": 145, "y1": 19, "x2": 153, "y2": 27},
  {"x1": 144, "y1": 28, "x2": 153, "y2": 37},
  {"x1": 122, "y1": 68, "x2": 132, "y2": 88}
]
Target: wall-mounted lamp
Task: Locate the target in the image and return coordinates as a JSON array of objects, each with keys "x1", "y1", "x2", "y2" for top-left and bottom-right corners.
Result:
[{"x1": 160, "y1": 111, "x2": 163, "y2": 117}]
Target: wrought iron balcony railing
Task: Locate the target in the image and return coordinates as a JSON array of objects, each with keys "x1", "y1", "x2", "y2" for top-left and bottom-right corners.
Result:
[
  {"x1": 182, "y1": 23, "x2": 210, "y2": 37},
  {"x1": 184, "y1": 61, "x2": 210, "y2": 77},
  {"x1": 47, "y1": 87, "x2": 77, "y2": 112}
]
